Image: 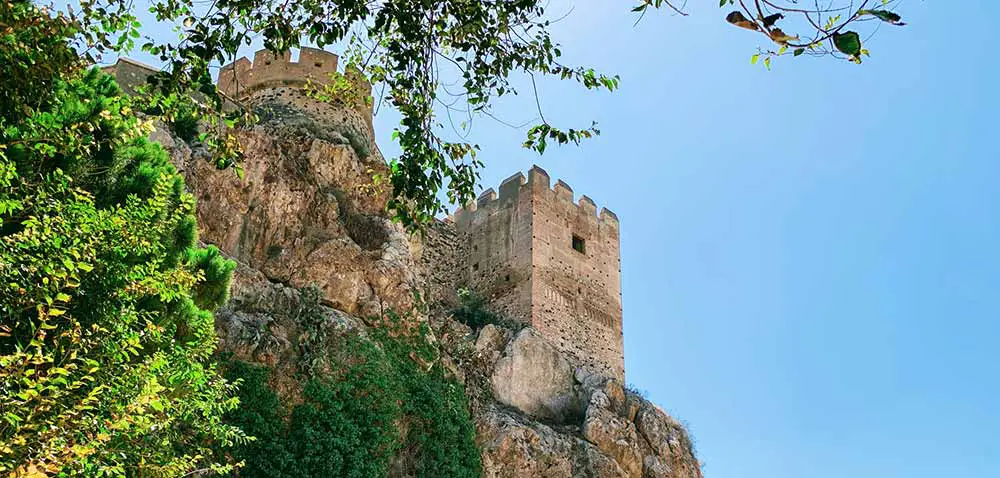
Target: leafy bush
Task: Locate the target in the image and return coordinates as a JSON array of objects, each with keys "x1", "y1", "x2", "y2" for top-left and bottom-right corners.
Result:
[
  {"x1": 169, "y1": 103, "x2": 200, "y2": 143},
  {"x1": 0, "y1": 3, "x2": 242, "y2": 475},
  {"x1": 223, "y1": 308, "x2": 481, "y2": 478}
]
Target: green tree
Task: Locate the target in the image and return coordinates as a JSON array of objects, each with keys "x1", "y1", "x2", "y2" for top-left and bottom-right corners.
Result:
[
  {"x1": 0, "y1": 1, "x2": 243, "y2": 475},
  {"x1": 55, "y1": 0, "x2": 906, "y2": 229}
]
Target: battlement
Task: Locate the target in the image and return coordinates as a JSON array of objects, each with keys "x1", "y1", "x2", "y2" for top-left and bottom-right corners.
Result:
[
  {"x1": 217, "y1": 48, "x2": 372, "y2": 106},
  {"x1": 452, "y1": 165, "x2": 619, "y2": 231},
  {"x1": 450, "y1": 164, "x2": 624, "y2": 380}
]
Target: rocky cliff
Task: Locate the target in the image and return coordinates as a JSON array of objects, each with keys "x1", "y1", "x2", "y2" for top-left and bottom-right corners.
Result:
[{"x1": 159, "y1": 89, "x2": 702, "y2": 478}]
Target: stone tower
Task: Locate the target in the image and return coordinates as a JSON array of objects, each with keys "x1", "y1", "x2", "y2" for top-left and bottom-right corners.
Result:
[
  {"x1": 452, "y1": 166, "x2": 624, "y2": 380},
  {"x1": 216, "y1": 48, "x2": 377, "y2": 151}
]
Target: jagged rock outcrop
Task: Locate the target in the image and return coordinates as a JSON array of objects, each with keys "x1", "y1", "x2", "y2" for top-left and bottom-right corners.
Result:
[
  {"x1": 156, "y1": 80, "x2": 701, "y2": 478},
  {"x1": 444, "y1": 324, "x2": 700, "y2": 478},
  {"x1": 210, "y1": 265, "x2": 701, "y2": 478},
  {"x1": 162, "y1": 98, "x2": 419, "y2": 318}
]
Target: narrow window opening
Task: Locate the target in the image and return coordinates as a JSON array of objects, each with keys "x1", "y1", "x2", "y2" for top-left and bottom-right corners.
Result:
[
  {"x1": 472, "y1": 263, "x2": 479, "y2": 272},
  {"x1": 505, "y1": 274, "x2": 510, "y2": 282},
  {"x1": 572, "y1": 235, "x2": 586, "y2": 254},
  {"x1": 314, "y1": 62, "x2": 323, "y2": 68}
]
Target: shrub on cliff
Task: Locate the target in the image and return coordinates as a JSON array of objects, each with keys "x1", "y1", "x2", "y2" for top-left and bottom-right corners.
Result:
[
  {"x1": 223, "y1": 307, "x2": 481, "y2": 478},
  {"x1": 0, "y1": 2, "x2": 242, "y2": 475},
  {"x1": 453, "y1": 288, "x2": 524, "y2": 331}
]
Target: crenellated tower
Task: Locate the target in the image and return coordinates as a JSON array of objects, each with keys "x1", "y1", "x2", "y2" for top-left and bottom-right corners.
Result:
[
  {"x1": 451, "y1": 165, "x2": 624, "y2": 380},
  {"x1": 217, "y1": 48, "x2": 378, "y2": 156}
]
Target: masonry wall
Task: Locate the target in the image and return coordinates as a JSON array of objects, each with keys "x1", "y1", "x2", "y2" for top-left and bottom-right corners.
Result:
[
  {"x1": 453, "y1": 173, "x2": 535, "y2": 324},
  {"x1": 218, "y1": 48, "x2": 337, "y2": 99},
  {"x1": 103, "y1": 58, "x2": 158, "y2": 96},
  {"x1": 451, "y1": 166, "x2": 624, "y2": 380},
  {"x1": 418, "y1": 220, "x2": 468, "y2": 313},
  {"x1": 217, "y1": 48, "x2": 374, "y2": 134},
  {"x1": 527, "y1": 167, "x2": 623, "y2": 380}
]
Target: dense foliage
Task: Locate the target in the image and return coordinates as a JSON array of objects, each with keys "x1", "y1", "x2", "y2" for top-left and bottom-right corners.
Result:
[
  {"x1": 0, "y1": 1, "x2": 242, "y2": 475},
  {"x1": 223, "y1": 308, "x2": 480, "y2": 478},
  {"x1": 53, "y1": 0, "x2": 907, "y2": 228}
]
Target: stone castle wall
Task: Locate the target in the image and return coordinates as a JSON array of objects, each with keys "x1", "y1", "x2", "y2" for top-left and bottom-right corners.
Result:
[
  {"x1": 527, "y1": 168, "x2": 623, "y2": 380},
  {"x1": 452, "y1": 172, "x2": 536, "y2": 325},
  {"x1": 217, "y1": 48, "x2": 374, "y2": 134},
  {"x1": 417, "y1": 221, "x2": 468, "y2": 313},
  {"x1": 217, "y1": 48, "x2": 380, "y2": 163},
  {"x1": 449, "y1": 166, "x2": 624, "y2": 380},
  {"x1": 102, "y1": 57, "x2": 159, "y2": 96}
]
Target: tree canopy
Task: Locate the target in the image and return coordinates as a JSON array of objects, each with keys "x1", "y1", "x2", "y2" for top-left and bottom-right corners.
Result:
[
  {"x1": 52, "y1": 0, "x2": 908, "y2": 227},
  {"x1": 0, "y1": 1, "x2": 243, "y2": 474}
]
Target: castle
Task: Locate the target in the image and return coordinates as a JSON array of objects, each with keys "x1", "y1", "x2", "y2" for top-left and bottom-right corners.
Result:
[
  {"x1": 450, "y1": 169, "x2": 624, "y2": 380},
  {"x1": 106, "y1": 48, "x2": 625, "y2": 381}
]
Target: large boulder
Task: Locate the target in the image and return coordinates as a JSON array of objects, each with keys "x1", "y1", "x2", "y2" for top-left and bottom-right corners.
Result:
[{"x1": 491, "y1": 328, "x2": 584, "y2": 424}]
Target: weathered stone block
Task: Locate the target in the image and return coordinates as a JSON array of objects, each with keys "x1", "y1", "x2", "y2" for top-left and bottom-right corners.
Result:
[{"x1": 491, "y1": 329, "x2": 583, "y2": 424}]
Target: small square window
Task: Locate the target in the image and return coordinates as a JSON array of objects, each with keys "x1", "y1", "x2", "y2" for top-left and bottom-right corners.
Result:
[{"x1": 572, "y1": 235, "x2": 586, "y2": 254}]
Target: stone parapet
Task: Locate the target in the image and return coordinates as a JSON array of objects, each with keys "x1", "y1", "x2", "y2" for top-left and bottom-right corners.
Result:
[
  {"x1": 451, "y1": 165, "x2": 619, "y2": 232},
  {"x1": 217, "y1": 47, "x2": 372, "y2": 116}
]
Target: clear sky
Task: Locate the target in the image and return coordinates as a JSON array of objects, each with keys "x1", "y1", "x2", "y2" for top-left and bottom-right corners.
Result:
[
  {"x1": 402, "y1": 2, "x2": 999, "y2": 477},
  {"x1": 121, "y1": 1, "x2": 1000, "y2": 476}
]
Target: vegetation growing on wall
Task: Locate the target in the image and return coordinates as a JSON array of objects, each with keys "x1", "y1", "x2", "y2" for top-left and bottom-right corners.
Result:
[
  {"x1": 168, "y1": 103, "x2": 200, "y2": 143},
  {"x1": 222, "y1": 300, "x2": 481, "y2": 478},
  {"x1": 452, "y1": 288, "x2": 524, "y2": 332}
]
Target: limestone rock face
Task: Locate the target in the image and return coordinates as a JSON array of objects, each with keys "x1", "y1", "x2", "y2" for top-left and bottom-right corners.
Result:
[
  {"x1": 465, "y1": 325, "x2": 700, "y2": 478},
  {"x1": 475, "y1": 404, "x2": 627, "y2": 478},
  {"x1": 167, "y1": 98, "x2": 418, "y2": 318},
  {"x1": 161, "y1": 85, "x2": 701, "y2": 478},
  {"x1": 490, "y1": 328, "x2": 583, "y2": 424}
]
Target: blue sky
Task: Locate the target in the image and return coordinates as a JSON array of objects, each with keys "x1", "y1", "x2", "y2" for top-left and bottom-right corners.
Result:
[
  {"x1": 405, "y1": 2, "x2": 998, "y2": 477},
  {"x1": 121, "y1": 1, "x2": 1000, "y2": 476}
]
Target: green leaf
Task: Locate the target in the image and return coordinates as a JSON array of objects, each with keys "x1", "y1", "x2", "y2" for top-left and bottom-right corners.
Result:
[{"x1": 833, "y1": 31, "x2": 862, "y2": 58}]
